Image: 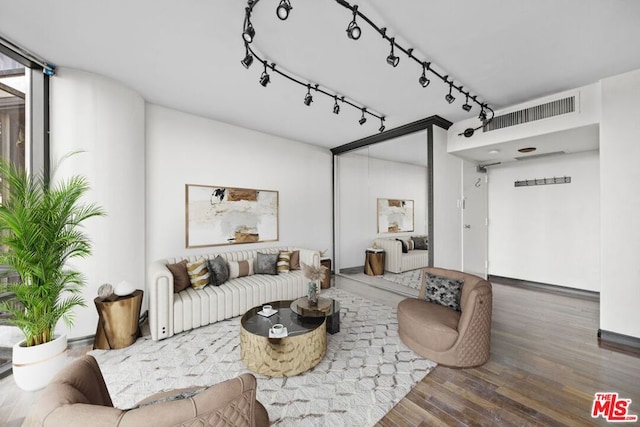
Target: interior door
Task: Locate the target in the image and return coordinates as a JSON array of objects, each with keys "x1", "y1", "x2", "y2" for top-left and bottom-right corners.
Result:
[{"x1": 462, "y1": 160, "x2": 488, "y2": 278}]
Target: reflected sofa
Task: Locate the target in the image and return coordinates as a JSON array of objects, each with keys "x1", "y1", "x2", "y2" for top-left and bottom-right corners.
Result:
[{"x1": 373, "y1": 237, "x2": 429, "y2": 273}]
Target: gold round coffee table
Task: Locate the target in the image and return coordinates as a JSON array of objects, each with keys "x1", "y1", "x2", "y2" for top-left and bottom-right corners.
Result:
[{"x1": 240, "y1": 300, "x2": 327, "y2": 377}]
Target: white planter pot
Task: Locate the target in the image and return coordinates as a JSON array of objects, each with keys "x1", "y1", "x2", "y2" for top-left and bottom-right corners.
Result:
[{"x1": 12, "y1": 334, "x2": 67, "y2": 391}]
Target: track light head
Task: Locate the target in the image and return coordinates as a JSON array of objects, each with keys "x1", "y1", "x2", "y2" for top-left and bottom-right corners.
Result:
[
  {"x1": 478, "y1": 107, "x2": 487, "y2": 122},
  {"x1": 333, "y1": 96, "x2": 340, "y2": 114},
  {"x1": 346, "y1": 6, "x2": 361, "y2": 40},
  {"x1": 418, "y1": 62, "x2": 430, "y2": 87},
  {"x1": 462, "y1": 95, "x2": 472, "y2": 111},
  {"x1": 359, "y1": 109, "x2": 367, "y2": 125},
  {"x1": 386, "y1": 38, "x2": 399, "y2": 67},
  {"x1": 259, "y1": 62, "x2": 270, "y2": 87},
  {"x1": 260, "y1": 72, "x2": 270, "y2": 87},
  {"x1": 445, "y1": 83, "x2": 455, "y2": 104},
  {"x1": 303, "y1": 85, "x2": 313, "y2": 106},
  {"x1": 346, "y1": 21, "x2": 361, "y2": 40},
  {"x1": 276, "y1": 0, "x2": 292, "y2": 20},
  {"x1": 379, "y1": 117, "x2": 385, "y2": 133},
  {"x1": 241, "y1": 51, "x2": 253, "y2": 69},
  {"x1": 243, "y1": 23, "x2": 255, "y2": 43}
]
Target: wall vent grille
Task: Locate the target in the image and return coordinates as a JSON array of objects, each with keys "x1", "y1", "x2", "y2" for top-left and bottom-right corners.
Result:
[{"x1": 484, "y1": 96, "x2": 575, "y2": 132}]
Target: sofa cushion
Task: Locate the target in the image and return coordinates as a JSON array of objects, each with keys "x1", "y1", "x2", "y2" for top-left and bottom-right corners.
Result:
[
  {"x1": 166, "y1": 260, "x2": 190, "y2": 293},
  {"x1": 424, "y1": 272, "x2": 463, "y2": 312},
  {"x1": 406, "y1": 239, "x2": 415, "y2": 251},
  {"x1": 186, "y1": 259, "x2": 210, "y2": 290},
  {"x1": 397, "y1": 298, "x2": 460, "y2": 351},
  {"x1": 207, "y1": 255, "x2": 229, "y2": 286},
  {"x1": 228, "y1": 259, "x2": 254, "y2": 279},
  {"x1": 256, "y1": 252, "x2": 278, "y2": 275},
  {"x1": 290, "y1": 250, "x2": 301, "y2": 270},
  {"x1": 396, "y1": 238, "x2": 408, "y2": 253},
  {"x1": 277, "y1": 251, "x2": 292, "y2": 273},
  {"x1": 411, "y1": 235, "x2": 429, "y2": 250}
]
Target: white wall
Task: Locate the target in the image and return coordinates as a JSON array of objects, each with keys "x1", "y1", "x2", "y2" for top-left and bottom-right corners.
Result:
[
  {"x1": 50, "y1": 68, "x2": 146, "y2": 339},
  {"x1": 488, "y1": 151, "x2": 600, "y2": 291},
  {"x1": 600, "y1": 69, "x2": 640, "y2": 339},
  {"x1": 336, "y1": 152, "x2": 428, "y2": 269},
  {"x1": 433, "y1": 126, "x2": 463, "y2": 269},
  {"x1": 145, "y1": 104, "x2": 333, "y2": 263}
]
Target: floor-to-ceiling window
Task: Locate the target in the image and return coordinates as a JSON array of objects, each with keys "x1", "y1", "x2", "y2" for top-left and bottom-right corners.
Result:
[{"x1": 0, "y1": 44, "x2": 49, "y2": 378}]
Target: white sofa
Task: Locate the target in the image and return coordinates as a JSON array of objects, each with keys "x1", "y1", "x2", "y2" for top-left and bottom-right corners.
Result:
[
  {"x1": 373, "y1": 237, "x2": 429, "y2": 273},
  {"x1": 148, "y1": 246, "x2": 320, "y2": 341}
]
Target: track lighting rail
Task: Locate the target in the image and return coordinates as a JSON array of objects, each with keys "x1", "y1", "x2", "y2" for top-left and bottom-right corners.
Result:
[{"x1": 241, "y1": 0, "x2": 494, "y2": 134}]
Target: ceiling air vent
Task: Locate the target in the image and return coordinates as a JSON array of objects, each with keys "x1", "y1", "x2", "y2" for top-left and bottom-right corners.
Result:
[{"x1": 484, "y1": 96, "x2": 575, "y2": 133}]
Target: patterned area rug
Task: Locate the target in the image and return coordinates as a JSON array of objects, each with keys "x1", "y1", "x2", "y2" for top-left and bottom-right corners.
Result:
[
  {"x1": 383, "y1": 269, "x2": 423, "y2": 291},
  {"x1": 89, "y1": 288, "x2": 435, "y2": 426}
]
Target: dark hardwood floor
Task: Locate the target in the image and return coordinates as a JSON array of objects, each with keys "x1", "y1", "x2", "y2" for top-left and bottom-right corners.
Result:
[{"x1": 378, "y1": 280, "x2": 640, "y2": 426}]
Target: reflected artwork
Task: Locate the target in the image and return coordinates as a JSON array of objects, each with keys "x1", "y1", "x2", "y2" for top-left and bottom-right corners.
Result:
[{"x1": 377, "y1": 198, "x2": 414, "y2": 233}]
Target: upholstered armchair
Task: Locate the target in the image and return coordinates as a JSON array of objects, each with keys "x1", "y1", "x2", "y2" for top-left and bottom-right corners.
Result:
[
  {"x1": 24, "y1": 355, "x2": 270, "y2": 427},
  {"x1": 397, "y1": 267, "x2": 493, "y2": 367}
]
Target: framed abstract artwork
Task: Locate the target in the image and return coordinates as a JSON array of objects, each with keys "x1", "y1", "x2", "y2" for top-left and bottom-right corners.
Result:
[
  {"x1": 186, "y1": 184, "x2": 279, "y2": 248},
  {"x1": 377, "y1": 198, "x2": 414, "y2": 233}
]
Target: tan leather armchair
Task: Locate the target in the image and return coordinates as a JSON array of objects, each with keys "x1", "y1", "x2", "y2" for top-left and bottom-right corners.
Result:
[
  {"x1": 24, "y1": 355, "x2": 270, "y2": 427},
  {"x1": 397, "y1": 267, "x2": 492, "y2": 368}
]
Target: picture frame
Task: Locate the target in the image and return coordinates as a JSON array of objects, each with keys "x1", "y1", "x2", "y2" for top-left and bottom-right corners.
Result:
[
  {"x1": 377, "y1": 198, "x2": 414, "y2": 233},
  {"x1": 186, "y1": 184, "x2": 279, "y2": 248}
]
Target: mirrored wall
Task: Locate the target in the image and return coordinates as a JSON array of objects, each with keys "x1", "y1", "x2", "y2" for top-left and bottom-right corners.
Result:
[{"x1": 333, "y1": 125, "x2": 434, "y2": 294}]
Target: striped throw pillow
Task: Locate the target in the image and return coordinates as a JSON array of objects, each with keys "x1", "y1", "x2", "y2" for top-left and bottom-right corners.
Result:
[
  {"x1": 277, "y1": 251, "x2": 292, "y2": 273},
  {"x1": 228, "y1": 259, "x2": 254, "y2": 279},
  {"x1": 186, "y1": 259, "x2": 210, "y2": 290}
]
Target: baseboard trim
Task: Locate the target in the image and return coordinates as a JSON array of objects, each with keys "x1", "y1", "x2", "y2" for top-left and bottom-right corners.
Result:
[
  {"x1": 488, "y1": 275, "x2": 600, "y2": 302},
  {"x1": 598, "y1": 329, "x2": 640, "y2": 356}
]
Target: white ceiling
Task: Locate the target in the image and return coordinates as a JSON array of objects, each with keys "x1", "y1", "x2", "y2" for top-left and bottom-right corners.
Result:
[{"x1": 1, "y1": 0, "x2": 639, "y2": 151}]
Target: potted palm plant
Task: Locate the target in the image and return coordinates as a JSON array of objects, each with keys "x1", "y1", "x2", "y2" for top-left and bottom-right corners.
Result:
[{"x1": 0, "y1": 156, "x2": 105, "y2": 390}]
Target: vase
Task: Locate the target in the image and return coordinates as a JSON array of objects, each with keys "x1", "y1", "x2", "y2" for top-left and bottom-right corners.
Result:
[
  {"x1": 307, "y1": 281, "x2": 319, "y2": 306},
  {"x1": 12, "y1": 334, "x2": 67, "y2": 391}
]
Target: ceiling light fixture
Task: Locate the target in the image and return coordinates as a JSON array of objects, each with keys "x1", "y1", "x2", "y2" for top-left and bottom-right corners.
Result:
[
  {"x1": 276, "y1": 0, "x2": 292, "y2": 20},
  {"x1": 445, "y1": 80, "x2": 455, "y2": 104},
  {"x1": 346, "y1": 6, "x2": 361, "y2": 40},
  {"x1": 418, "y1": 62, "x2": 430, "y2": 87},
  {"x1": 333, "y1": 96, "x2": 341, "y2": 114},
  {"x1": 304, "y1": 84, "x2": 313, "y2": 106},
  {"x1": 478, "y1": 105, "x2": 487, "y2": 122},
  {"x1": 259, "y1": 62, "x2": 270, "y2": 87},
  {"x1": 386, "y1": 38, "x2": 399, "y2": 67},
  {"x1": 462, "y1": 94, "x2": 472, "y2": 111},
  {"x1": 240, "y1": 47, "x2": 253, "y2": 69},
  {"x1": 240, "y1": 0, "x2": 494, "y2": 135},
  {"x1": 359, "y1": 109, "x2": 367, "y2": 125},
  {"x1": 379, "y1": 117, "x2": 385, "y2": 133}
]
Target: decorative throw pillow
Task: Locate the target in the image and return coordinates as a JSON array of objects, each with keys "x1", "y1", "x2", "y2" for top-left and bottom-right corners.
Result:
[
  {"x1": 406, "y1": 239, "x2": 415, "y2": 251},
  {"x1": 277, "y1": 251, "x2": 292, "y2": 273},
  {"x1": 186, "y1": 259, "x2": 210, "y2": 290},
  {"x1": 289, "y1": 250, "x2": 301, "y2": 270},
  {"x1": 166, "y1": 260, "x2": 190, "y2": 293},
  {"x1": 256, "y1": 252, "x2": 279, "y2": 275},
  {"x1": 396, "y1": 238, "x2": 408, "y2": 253},
  {"x1": 228, "y1": 259, "x2": 254, "y2": 279},
  {"x1": 424, "y1": 272, "x2": 463, "y2": 311},
  {"x1": 411, "y1": 235, "x2": 429, "y2": 250},
  {"x1": 207, "y1": 255, "x2": 229, "y2": 286}
]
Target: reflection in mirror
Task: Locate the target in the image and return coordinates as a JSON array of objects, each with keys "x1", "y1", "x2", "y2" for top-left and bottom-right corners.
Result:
[{"x1": 335, "y1": 130, "x2": 430, "y2": 296}]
